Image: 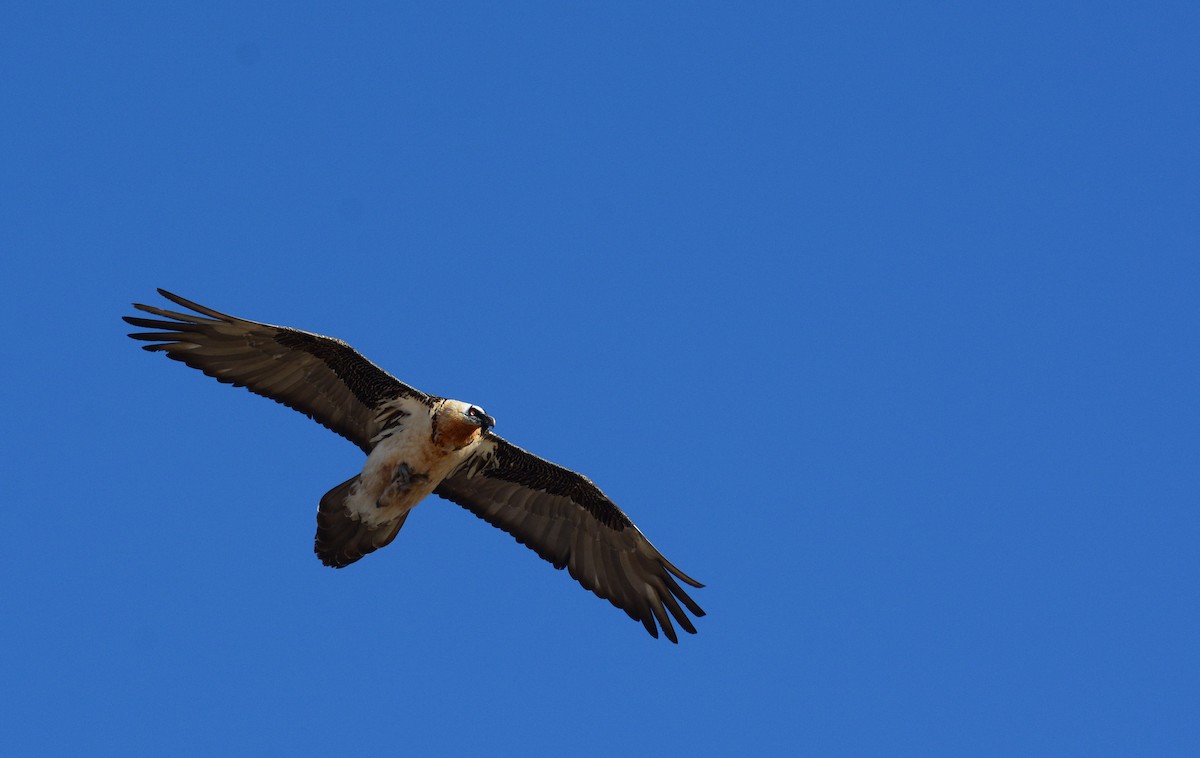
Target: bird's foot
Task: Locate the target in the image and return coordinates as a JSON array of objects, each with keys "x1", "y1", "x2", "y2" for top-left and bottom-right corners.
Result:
[{"x1": 377, "y1": 463, "x2": 428, "y2": 508}]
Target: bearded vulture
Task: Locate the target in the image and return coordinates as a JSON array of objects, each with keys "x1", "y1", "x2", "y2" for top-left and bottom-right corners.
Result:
[{"x1": 123, "y1": 290, "x2": 704, "y2": 642}]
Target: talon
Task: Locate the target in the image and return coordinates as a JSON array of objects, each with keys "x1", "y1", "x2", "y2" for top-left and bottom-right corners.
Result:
[{"x1": 378, "y1": 463, "x2": 429, "y2": 508}]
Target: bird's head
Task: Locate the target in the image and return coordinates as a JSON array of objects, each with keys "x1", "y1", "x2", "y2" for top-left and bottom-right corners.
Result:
[
  {"x1": 463, "y1": 403, "x2": 496, "y2": 433},
  {"x1": 433, "y1": 399, "x2": 496, "y2": 450}
]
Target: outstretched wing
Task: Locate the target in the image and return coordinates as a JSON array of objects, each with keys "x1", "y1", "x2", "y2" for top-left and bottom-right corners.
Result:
[
  {"x1": 123, "y1": 289, "x2": 430, "y2": 453},
  {"x1": 434, "y1": 435, "x2": 705, "y2": 642}
]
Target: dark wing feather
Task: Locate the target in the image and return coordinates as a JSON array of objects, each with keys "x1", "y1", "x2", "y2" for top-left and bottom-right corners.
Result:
[
  {"x1": 123, "y1": 289, "x2": 429, "y2": 453},
  {"x1": 434, "y1": 435, "x2": 704, "y2": 642}
]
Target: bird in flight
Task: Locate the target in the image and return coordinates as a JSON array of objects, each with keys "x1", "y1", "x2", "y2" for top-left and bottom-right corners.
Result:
[{"x1": 124, "y1": 290, "x2": 704, "y2": 642}]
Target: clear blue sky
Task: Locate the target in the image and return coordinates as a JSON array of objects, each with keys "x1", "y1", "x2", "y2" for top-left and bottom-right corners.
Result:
[{"x1": 3, "y1": 3, "x2": 1198, "y2": 755}]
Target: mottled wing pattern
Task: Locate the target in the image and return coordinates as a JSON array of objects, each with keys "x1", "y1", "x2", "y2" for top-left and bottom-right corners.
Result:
[
  {"x1": 435, "y1": 435, "x2": 705, "y2": 642},
  {"x1": 123, "y1": 289, "x2": 429, "y2": 453}
]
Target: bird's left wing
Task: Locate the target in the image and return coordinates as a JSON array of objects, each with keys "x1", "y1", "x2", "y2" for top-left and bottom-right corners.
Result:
[
  {"x1": 124, "y1": 289, "x2": 429, "y2": 453},
  {"x1": 434, "y1": 434, "x2": 705, "y2": 642}
]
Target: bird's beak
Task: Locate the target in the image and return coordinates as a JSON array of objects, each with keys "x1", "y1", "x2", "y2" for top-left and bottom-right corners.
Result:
[{"x1": 481, "y1": 413, "x2": 496, "y2": 432}]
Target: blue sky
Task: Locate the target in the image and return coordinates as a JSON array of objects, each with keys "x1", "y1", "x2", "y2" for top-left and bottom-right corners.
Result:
[{"x1": 3, "y1": 2, "x2": 1198, "y2": 755}]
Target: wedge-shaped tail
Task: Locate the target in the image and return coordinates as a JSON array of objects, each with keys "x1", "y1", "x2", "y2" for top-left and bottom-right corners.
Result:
[{"x1": 315, "y1": 476, "x2": 411, "y2": 568}]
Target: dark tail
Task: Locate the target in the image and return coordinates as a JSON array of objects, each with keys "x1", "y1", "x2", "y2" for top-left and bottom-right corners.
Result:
[{"x1": 315, "y1": 476, "x2": 410, "y2": 568}]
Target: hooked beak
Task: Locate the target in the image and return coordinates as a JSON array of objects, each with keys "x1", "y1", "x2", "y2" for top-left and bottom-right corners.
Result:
[{"x1": 480, "y1": 413, "x2": 496, "y2": 433}]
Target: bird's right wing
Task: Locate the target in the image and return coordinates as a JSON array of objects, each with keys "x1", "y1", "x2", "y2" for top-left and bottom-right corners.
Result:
[{"x1": 124, "y1": 289, "x2": 431, "y2": 453}]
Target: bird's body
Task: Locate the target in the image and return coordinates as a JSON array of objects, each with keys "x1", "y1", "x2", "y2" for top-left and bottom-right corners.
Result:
[
  {"x1": 318, "y1": 397, "x2": 490, "y2": 567},
  {"x1": 124, "y1": 290, "x2": 704, "y2": 642}
]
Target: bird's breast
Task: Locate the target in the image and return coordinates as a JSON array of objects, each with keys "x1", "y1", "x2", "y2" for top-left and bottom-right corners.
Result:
[
  {"x1": 347, "y1": 422, "x2": 478, "y2": 524},
  {"x1": 433, "y1": 414, "x2": 483, "y2": 451}
]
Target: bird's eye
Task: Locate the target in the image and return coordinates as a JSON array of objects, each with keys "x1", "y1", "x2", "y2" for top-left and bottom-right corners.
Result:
[{"x1": 468, "y1": 407, "x2": 481, "y2": 418}]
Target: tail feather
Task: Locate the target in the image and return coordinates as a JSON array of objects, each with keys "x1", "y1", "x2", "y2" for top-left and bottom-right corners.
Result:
[{"x1": 315, "y1": 476, "x2": 410, "y2": 568}]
